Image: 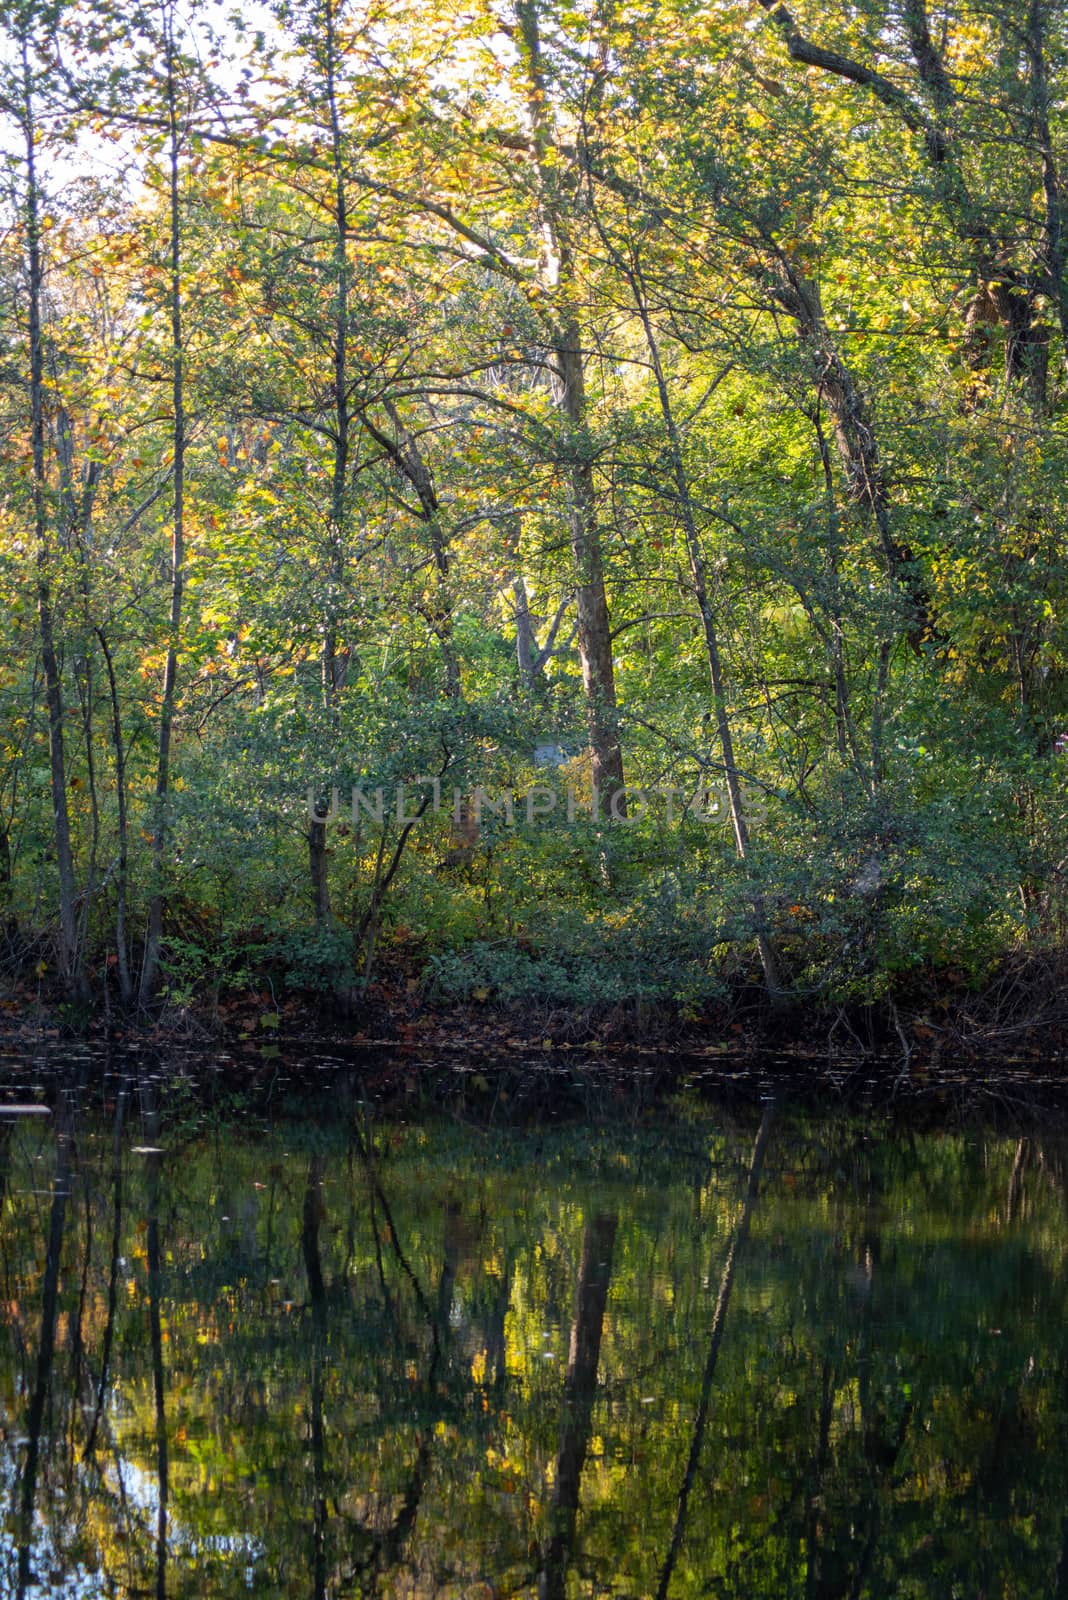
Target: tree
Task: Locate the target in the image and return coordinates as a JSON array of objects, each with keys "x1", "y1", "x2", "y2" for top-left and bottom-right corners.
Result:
[
  {"x1": 0, "y1": 0, "x2": 88, "y2": 1001},
  {"x1": 139, "y1": 0, "x2": 193, "y2": 1003}
]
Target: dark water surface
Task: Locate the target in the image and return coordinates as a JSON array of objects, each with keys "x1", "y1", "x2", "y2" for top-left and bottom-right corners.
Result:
[{"x1": 1, "y1": 1070, "x2": 1067, "y2": 1597}]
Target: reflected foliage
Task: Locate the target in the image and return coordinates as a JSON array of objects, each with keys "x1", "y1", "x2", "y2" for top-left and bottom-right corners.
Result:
[{"x1": 2, "y1": 1090, "x2": 1067, "y2": 1596}]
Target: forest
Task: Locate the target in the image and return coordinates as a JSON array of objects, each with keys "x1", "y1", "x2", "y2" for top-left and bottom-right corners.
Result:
[{"x1": 1, "y1": 0, "x2": 1067, "y2": 1026}]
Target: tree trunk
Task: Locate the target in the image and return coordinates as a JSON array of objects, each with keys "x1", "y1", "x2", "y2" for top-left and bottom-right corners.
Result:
[
  {"x1": 506, "y1": 510, "x2": 542, "y2": 697},
  {"x1": 0, "y1": 823, "x2": 10, "y2": 907},
  {"x1": 22, "y1": 41, "x2": 86, "y2": 1003},
  {"x1": 97, "y1": 630, "x2": 134, "y2": 1005},
  {"x1": 513, "y1": 575, "x2": 541, "y2": 694},
  {"x1": 811, "y1": 409, "x2": 866, "y2": 781},
  {"x1": 1027, "y1": 0, "x2": 1068, "y2": 360},
  {"x1": 555, "y1": 324, "x2": 626, "y2": 815},
  {"x1": 517, "y1": 0, "x2": 625, "y2": 819},
  {"x1": 141, "y1": 7, "x2": 186, "y2": 1004},
  {"x1": 308, "y1": 0, "x2": 354, "y2": 927},
  {"x1": 775, "y1": 269, "x2": 929, "y2": 640}
]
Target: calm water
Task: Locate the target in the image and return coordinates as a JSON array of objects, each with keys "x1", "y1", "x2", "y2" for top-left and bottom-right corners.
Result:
[{"x1": 1, "y1": 1077, "x2": 1067, "y2": 1597}]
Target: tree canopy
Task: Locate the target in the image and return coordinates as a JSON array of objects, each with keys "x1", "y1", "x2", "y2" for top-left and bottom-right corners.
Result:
[{"x1": 1, "y1": 0, "x2": 1067, "y2": 1014}]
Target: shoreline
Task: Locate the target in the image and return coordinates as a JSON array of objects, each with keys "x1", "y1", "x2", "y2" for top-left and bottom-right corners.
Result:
[
  {"x1": 5, "y1": 948, "x2": 1068, "y2": 1057},
  {"x1": 1, "y1": 984, "x2": 1066, "y2": 1124}
]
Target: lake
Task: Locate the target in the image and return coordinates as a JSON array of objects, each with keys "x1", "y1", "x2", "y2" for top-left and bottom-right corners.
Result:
[{"x1": 1, "y1": 1064, "x2": 1066, "y2": 1596}]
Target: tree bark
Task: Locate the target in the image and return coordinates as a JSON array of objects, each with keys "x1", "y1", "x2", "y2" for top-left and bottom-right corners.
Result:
[
  {"x1": 97, "y1": 630, "x2": 134, "y2": 1005},
  {"x1": 518, "y1": 0, "x2": 625, "y2": 819},
  {"x1": 21, "y1": 38, "x2": 86, "y2": 1003},
  {"x1": 555, "y1": 325, "x2": 626, "y2": 813},
  {"x1": 141, "y1": 5, "x2": 186, "y2": 1004},
  {"x1": 774, "y1": 268, "x2": 929, "y2": 644},
  {"x1": 308, "y1": 0, "x2": 355, "y2": 926}
]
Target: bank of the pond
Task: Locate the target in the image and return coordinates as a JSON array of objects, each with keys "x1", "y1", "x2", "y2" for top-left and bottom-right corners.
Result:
[{"x1": 5, "y1": 945, "x2": 1068, "y2": 1083}]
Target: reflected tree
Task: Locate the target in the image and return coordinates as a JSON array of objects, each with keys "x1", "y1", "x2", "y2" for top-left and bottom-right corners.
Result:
[{"x1": 538, "y1": 1209, "x2": 618, "y2": 1600}]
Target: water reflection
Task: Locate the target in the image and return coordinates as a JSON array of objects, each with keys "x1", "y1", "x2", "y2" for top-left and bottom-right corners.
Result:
[{"x1": 1, "y1": 1081, "x2": 1067, "y2": 1596}]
